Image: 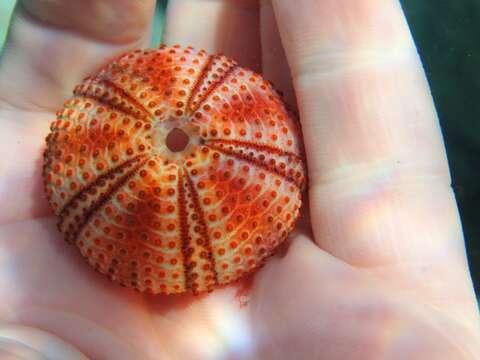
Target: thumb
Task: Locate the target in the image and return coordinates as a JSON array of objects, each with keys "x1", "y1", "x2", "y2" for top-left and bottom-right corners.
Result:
[{"x1": 0, "y1": 324, "x2": 88, "y2": 360}]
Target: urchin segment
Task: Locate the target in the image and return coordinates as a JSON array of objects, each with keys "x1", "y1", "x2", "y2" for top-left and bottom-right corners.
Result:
[{"x1": 42, "y1": 44, "x2": 306, "y2": 295}]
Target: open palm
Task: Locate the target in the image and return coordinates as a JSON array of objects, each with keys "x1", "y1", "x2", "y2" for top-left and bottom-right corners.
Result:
[{"x1": 0, "y1": 1, "x2": 479, "y2": 359}]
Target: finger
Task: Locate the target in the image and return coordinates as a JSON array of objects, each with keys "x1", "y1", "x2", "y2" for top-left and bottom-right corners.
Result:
[
  {"x1": 162, "y1": 0, "x2": 261, "y2": 71},
  {"x1": 0, "y1": 325, "x2": 88, "y2": 359},
  {"x1": 271, "y1": 0, "x2": 473, "y2": 295},
  {"x1": 0, "y1": 0, "x2": 156, "y2": 111},
  {"x1": 259, "y1": 0, "x2": 295, "y2": 108}
]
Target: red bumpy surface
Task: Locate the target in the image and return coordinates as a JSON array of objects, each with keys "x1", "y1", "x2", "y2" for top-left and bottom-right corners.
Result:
[{"x1": 43, "y1": 45, "x2": 306, "y2": 295}]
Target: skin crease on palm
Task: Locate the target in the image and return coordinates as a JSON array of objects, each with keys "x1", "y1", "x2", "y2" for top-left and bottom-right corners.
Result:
[{"x1": 0, "y1": 0, "x2": 479, "y2": 358}]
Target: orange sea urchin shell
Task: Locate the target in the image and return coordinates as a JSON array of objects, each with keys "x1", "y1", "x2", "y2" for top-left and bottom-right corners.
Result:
[{"x1": 43, "y1": 45, "x2": 306, "y2": 295}]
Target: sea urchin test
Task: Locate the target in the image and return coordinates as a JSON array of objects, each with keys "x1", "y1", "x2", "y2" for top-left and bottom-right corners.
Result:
[{"x1": 43, "y1": 45, "x2": 306, "y2": 295}]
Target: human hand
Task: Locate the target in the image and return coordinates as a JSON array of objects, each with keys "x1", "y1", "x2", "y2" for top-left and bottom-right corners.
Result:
[{"x1": 0, "y1": 1, "x2": 479, "y2": 359}]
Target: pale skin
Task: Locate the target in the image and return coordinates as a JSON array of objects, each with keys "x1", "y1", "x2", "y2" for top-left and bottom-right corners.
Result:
[{"x1": 0, "y1": 0, "x2": 479, "y2": 359}]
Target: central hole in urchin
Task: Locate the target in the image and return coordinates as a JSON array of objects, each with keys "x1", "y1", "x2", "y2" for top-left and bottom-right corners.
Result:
[{"x1": 166, "y1": 128, "x2": 190, "y2": 152}]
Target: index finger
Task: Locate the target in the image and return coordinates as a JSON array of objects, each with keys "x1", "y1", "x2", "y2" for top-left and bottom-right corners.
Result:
[{"x1": 272, "y1": 0, "x2": 477, "y2": 309}]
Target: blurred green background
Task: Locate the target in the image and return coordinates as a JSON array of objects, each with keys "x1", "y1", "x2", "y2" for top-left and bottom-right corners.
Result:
[{"x1": 0, "y1": 1, "x2": 478, "y2": 293}]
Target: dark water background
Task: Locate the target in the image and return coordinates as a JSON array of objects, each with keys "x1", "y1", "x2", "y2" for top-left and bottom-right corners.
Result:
[{"x1": 402, "y1": 0, "x2": 479, "y2": 293}]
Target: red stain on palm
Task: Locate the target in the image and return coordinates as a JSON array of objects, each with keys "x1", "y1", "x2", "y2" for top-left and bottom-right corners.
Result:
[{"x1": 43, "y1": 45, "x2": 306, "y2": 295}]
